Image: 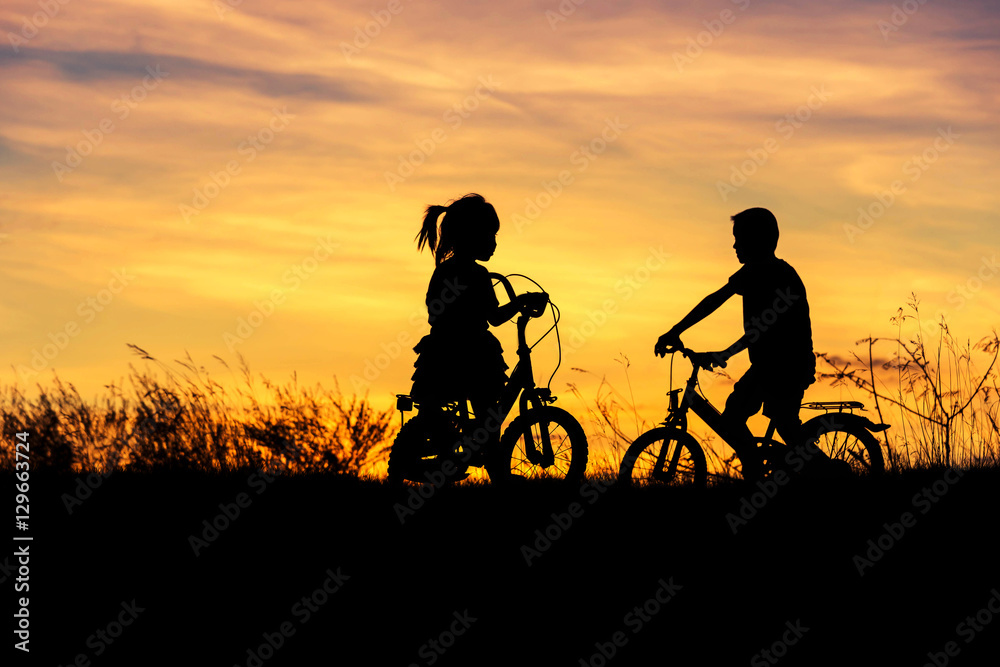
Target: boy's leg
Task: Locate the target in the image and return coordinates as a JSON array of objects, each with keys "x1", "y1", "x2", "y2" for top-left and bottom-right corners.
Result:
[
  {"x1": 766, "y1": 393, "x2": 805, "y2": 454},
  {"x1": 765, "y1": 387, "x2": 846, "y2": 476},
  {"x1": 721, "y1": 367, "x2": 765, "y2": 478}
]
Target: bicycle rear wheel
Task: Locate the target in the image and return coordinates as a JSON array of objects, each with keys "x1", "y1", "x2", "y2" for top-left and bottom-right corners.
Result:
[
  {"x1": 491, "y1": 406, "x2": 588, "y2": 482},
  {"x1": 387, "y1": 412, "x2": 469, "y2": 486},
  {"x1": 617, "y1": 427, "x2": 707, "y2": 488},
  {"x1": 801, "y1": 414, "x2": 885, "y2": 475}
]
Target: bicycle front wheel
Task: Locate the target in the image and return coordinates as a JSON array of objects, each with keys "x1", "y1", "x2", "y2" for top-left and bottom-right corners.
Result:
[
  {"x1": 617, "y1": 427, "x2": 707, "y2": 488},
  {"x1": 492, "y1": 406, "x2": 588, "y2": 482}
]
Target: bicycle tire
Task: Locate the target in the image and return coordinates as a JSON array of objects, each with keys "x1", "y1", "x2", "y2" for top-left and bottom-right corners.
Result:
[
  {"x1": 617, "y1": 427, "x2": 707, "y2": 488},
  {"x1": 386, "y1": 413, "x2": 469, "y2": 486},
  {"x1": 491, "y1": 406, "x2": 588, "y2": 483},
  {"x1": 800, "y1": 413, "x2": 885, "y2": 476}
]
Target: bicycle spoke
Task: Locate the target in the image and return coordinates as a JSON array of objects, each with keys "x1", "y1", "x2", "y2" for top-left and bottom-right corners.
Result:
[
  {"x1": 816, "y1": 429, "x2": 871, "y2": 474},
  {"x1": 624, "y1": 435, "x2": 700, "y2": 487},
  {"x1": 510, "y1": 420, "x2": 574, "y2": 479}
]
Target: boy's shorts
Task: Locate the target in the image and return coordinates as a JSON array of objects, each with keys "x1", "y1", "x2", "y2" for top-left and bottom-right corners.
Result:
[{"x1": 723, "y1": 364, "x2": 806, "y2": 424}]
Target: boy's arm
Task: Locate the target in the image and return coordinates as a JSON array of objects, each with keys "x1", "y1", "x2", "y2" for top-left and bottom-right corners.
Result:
[
  {"x1": 655, "y1": 283, "x2": 736, "y2": 357},
  {"x1": 699, "y1": 334, "x2": 750, "y2": 369}
]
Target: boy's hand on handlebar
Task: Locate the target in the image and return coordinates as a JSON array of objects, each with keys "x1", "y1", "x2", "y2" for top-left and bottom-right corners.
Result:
[
  {"x1": 690, "y1": 351, "x2": 728, "y2": 370},
  {"x1": 654, "y1": 330, "x2": 682, "y2": 357}
]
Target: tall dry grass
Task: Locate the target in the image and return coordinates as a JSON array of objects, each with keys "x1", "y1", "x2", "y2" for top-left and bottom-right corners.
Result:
[
  {"x1": 566, "y1": 354, "x2": 739, "y2": 482},
  {"x1": 570, "y1": 301, "x2": 999, "y2": 477},
  {"x1": 3, "y1": 300, "x2": 996, "y2": 479},
  {"x1": 818, "y1": 296, "x2": 999, "y2": 469},
  {"x1": 0, "y1": 345, "x2": 395, "y2": 474}
]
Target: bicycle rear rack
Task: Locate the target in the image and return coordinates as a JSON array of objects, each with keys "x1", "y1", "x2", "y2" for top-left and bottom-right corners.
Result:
[{"x1": 801, "y1": 400, "x2": 865, "y2": 413}]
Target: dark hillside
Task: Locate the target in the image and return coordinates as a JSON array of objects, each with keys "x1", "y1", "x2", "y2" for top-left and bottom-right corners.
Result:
[{"x1": 16, "y1": 469, "x2": 1000, "y2": 666}]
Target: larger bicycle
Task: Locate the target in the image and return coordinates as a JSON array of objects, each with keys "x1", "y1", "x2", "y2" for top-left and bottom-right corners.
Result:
[{"x1": 618, "y1": 345, "x2": 888, "y2": 487}]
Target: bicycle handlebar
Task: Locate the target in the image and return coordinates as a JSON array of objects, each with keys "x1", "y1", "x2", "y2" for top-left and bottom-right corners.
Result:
[
  {"x1": 489, "y1": 272, "x2": 518, "y2": 302},
  {"x1": 663, "y1": 345, "x2": 727, "y2": 372},
  {"x1": 489, "y1": 272, "x2": 549, "y2": 318},
  {"x1": 663, "y1": 344, "x2": 695, "y2": 358}
]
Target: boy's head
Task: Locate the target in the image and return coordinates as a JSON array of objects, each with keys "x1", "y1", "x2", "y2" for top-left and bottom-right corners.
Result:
[{"x1": 731, "y1": 207, "x2": 778, "y2": 264}]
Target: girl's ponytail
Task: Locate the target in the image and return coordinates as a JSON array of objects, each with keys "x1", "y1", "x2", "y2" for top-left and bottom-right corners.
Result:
[
  {"x1": 416, "y1": 194, "x2": 495, "y2": 265},
  {"x1": 416, "y1": 204, "x2": 448, "y2": 259}
]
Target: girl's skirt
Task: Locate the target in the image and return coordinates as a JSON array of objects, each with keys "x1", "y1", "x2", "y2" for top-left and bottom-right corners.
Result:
[{"x1": 410, "y1": 329, "x2": 508, "y2": 405}]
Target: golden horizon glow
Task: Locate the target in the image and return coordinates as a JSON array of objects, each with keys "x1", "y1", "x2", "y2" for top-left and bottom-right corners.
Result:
[{"x1": 2, "y1": 0, "x2": 998, "y2": 465}]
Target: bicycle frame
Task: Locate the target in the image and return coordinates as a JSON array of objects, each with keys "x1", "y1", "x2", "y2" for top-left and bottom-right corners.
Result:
[
  {"x1": 396, "y1": 274, "x2": 557, "y2": 468},
  {"x1": 491, "y1": 273, "x2": 556, "y2": 467},
  {"x1": 653, "y1": 348, "x2": 772, "y2": 479}
]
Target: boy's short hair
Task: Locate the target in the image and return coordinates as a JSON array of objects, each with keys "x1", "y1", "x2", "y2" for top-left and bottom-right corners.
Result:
[{"x1": 731, "y1": 207, "x2": 779, "y2": 252}]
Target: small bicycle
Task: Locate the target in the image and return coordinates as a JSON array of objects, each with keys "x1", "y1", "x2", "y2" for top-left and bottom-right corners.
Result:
[
  {"x1": 617, "y1": 345, "x2": 888, "y2": 487},
  {"x1": 388, "y1": 273, "x2": 588, "y2": 485}
]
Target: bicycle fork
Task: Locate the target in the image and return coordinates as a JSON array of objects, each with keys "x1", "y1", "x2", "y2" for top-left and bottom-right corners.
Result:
[
  {"x1": 520, "y1": 390, "x2": 556, "y2": 468},
  {"x1": 651, "y1": 390, "x2": 687, "y2": 483},
  {"x1": 653, "y1": 438, "x2": 685, "y2": 483}
]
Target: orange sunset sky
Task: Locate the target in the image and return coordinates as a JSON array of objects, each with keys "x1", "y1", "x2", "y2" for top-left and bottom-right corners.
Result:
[{"x1": 2, "y1": 0, "x2": 998, "y2": 451}]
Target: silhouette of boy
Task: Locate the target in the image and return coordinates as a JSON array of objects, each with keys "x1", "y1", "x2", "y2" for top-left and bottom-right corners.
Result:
[{"x1": 655, "y1": 208, "x2": 815, "y2": 475}]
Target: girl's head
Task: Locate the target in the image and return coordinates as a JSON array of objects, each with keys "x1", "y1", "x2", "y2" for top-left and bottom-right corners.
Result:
[{"x1": 416, "y1": 193, "x2": 500, "y2": 265}]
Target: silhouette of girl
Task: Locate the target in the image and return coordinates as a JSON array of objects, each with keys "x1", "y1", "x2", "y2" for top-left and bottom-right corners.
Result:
[{"x1": 410, "y1": 193, "x2": 525, "y2": 435}]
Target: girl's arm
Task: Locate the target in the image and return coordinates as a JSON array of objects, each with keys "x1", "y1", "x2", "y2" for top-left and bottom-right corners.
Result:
[{"x1": 488, "y1": 298, "x2": 521, "y2": 327}]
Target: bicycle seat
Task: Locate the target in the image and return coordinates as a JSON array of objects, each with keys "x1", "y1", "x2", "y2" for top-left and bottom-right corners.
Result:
[{"x1": 800, "y1": 401, "x2": 865, "y2": 411}]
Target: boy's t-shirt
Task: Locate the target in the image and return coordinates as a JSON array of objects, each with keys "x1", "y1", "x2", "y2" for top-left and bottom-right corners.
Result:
[{"x1": 727, "y1": 257, "x2": 815, "y2": 389}]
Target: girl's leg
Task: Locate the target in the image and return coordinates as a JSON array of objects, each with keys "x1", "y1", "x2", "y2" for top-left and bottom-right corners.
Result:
[{"x1": 468, "y1": 392, "x2": 504, "y2": 452}]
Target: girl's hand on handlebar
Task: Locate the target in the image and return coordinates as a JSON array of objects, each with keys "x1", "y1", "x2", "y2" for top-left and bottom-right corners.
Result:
[{"x1": 517, "y1": 292, "x2": 549, "y2": 316}]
